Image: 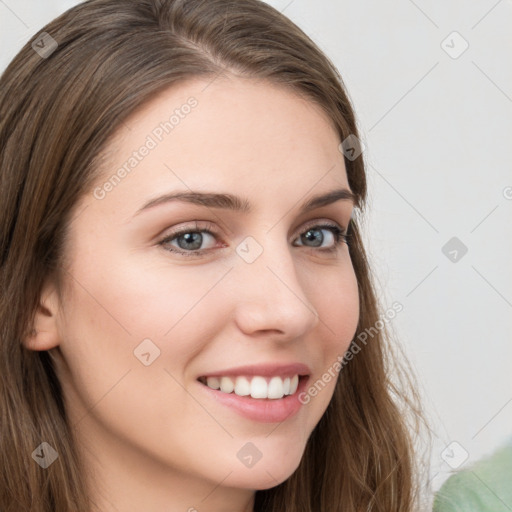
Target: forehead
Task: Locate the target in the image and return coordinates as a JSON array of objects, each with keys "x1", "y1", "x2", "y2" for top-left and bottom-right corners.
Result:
[{"x1": 88, "y1": 76, "x2": 350, "y2": 219}]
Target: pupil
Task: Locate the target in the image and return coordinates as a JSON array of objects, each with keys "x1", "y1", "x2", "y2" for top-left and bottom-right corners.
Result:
[
  {"x1": 178, "y1": 232, "x2": 202, "y2": 250},
  {"x1": 303, "y1": 229, "x2": 323, "y2": 247}
]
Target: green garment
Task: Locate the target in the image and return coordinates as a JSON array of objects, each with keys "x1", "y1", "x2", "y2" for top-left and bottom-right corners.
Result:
[{"x1": 433, "y1": 439, "x2": 512, "y2": 511}]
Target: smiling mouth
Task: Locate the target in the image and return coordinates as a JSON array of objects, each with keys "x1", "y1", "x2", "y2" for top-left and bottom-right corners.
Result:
[{"x1": 197, "y1": 374, "x2": 308, "y2": 400}]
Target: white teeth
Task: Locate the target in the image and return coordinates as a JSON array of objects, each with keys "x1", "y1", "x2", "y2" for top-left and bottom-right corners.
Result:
[
  {"x1": 267, "y1": 376, "x2": 284, "y2": 399},
  {"x1": 203, "y1": 374, "x2": 301, "y2": 399},
  {"x1": 220, "y1": 376, "x2": 234, "y2": 393},
  {"x1": 283, "y1": 377, "x2": 290, "y2": 395},
  {"x1": 234, "y1": 376, "x2": 251, "y2": 396},
  {"x1": 250, "y1": 376, "x2": 268, "y2": 399}
]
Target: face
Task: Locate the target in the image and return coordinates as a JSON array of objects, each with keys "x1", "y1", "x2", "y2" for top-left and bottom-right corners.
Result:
[{"x1": 46, "y1": 76, "x2": 359, "y2": 509}]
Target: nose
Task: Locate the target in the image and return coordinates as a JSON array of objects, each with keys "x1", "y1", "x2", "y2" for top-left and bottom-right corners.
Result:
[{"x1": 231, "y1": 237, "x2": 319, "y2": 340}]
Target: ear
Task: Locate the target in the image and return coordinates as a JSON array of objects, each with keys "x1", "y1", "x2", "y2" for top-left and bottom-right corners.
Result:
[{"x1": 23, "y1": 281, "x2": 62, "y2": 351}]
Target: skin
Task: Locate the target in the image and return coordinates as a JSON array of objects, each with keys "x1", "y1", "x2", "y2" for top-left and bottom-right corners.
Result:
[{"x1": 26, "y1": 75, "x2": 360, "y2": 512}]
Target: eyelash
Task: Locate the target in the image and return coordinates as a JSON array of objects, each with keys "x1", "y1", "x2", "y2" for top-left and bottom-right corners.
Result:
[{"x1": 158, "y1": 220, "x2": 351, "y2": 257}]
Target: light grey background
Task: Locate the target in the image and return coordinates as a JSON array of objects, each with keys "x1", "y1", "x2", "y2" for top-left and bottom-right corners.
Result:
[{"x1": 1, "y1": 0, "x2": 511, "y2": 499}]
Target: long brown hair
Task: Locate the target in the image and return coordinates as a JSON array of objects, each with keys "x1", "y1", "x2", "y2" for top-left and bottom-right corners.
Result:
[{"x1": 0, "y1": 0, "x2": 428, "y2": 510}]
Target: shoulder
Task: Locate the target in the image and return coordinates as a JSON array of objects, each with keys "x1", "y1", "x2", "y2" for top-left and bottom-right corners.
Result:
[{"x1": 433, "y1": 440, "x2": 512, "y2": 512}]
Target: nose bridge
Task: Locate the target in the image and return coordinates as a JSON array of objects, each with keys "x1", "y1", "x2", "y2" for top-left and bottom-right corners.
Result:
[{"x1": 232, "y1": 232, "x2": 319, "y2": 336}]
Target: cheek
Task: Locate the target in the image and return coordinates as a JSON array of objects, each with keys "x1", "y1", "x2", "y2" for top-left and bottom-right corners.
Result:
[
  {"x1": 311, "y1": 262, "x2": 360, "y2": 353},
  {"x1": 55, "y1": 251, "x2": 234, "y2": 420},
  {"x1": 55, "y1": 255, "x2": 235, "y2": 466},
  {"x1": 66, "y1": 248, "x2": 229, "y2": 339},
  {"x1": 295, "y1": 261, "x2": 359, "y2": 412}
]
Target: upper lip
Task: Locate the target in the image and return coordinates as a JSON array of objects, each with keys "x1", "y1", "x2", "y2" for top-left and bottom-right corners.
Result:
[{"x1": 198, "y1": 362, "x2": 311, "y2": 379}]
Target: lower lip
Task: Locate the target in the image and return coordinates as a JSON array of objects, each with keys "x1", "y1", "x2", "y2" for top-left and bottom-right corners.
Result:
[{"x1": 196, "y1": 376, "x2": 310, "y2": 423}]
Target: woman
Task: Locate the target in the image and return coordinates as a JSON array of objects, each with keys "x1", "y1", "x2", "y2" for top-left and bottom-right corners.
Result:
[{"x1": 0, "y1": 0, "x2": 426, "y2": 510}]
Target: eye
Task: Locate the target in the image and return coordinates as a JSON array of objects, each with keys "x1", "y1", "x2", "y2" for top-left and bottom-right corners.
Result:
[
  {"x1": 167, "y1": 231, "x2": 215, "y2": 251},
  {"x1": 293, "y1": 223, "x2": 349, "y2": 252},
  {"x1": 159, "y1": 221, "x2": 222, "y2": 256},
  {"x1": 158, "y1": 221, "x2": 350, "y2": 257}
]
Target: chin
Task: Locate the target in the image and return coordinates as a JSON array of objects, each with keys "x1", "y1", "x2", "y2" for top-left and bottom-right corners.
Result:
[{"x1": 222, "y1": 447, "x2": 305, "y2": 490}]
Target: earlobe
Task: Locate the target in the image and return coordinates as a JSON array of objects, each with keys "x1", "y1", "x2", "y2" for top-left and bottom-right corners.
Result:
[{"x1": 23, "y1": 283, "x2": 62, "y2": 352}]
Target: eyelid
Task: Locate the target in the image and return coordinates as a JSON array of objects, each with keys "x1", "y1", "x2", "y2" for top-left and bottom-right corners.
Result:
[
  {"x1": 160, "y1": 220, "x2": 218, "y2": 239},
  {"x1": 294, "y1": 218, "x2": 348, "y2": 238}
]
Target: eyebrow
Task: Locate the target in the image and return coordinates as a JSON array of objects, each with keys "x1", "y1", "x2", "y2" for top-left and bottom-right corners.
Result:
[{"x1": 133, "y1": 188, "x2": 357, "y2": 217}]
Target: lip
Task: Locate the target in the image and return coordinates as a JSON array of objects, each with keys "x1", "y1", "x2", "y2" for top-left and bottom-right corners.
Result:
[
  {"x1": 197, "y1": 362, "x2": 311, "y2": 379},
  {"x1": 196, "y1": 363, "x2": 311, "y2": 423}
]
